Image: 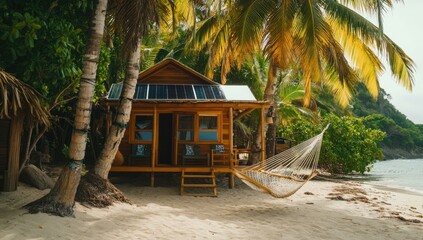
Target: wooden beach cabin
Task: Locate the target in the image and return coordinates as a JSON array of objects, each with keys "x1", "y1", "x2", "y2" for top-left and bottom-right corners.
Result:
[
  {"x1": 104, "y1": 58, "x2": 268, "y2": 192},
  {"x1": 0, "y1": 70, "x2": 50, "y2": 191}
]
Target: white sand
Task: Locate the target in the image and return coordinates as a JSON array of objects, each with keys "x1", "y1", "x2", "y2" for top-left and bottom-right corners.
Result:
[{"x1": 1, "y1": 178, "x2": 422, "y2": 240}]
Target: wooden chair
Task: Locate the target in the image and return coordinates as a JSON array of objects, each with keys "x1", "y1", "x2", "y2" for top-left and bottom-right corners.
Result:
[
  {"x1": 182, "y1": 144, "x2": 210, "y2": 166},
  {"x1": 130, "y1": 144, "x2": 152, "y2": 166},
  {"x1": 210, "y1": 144, "x2": 231, "y2": 166}
]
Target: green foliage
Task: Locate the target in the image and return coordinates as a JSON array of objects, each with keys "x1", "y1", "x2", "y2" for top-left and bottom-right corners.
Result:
[
  {"x1": 279, "y1": 114, "x2": 385, "y2": 174},
  {"x1": 0, "y1": 0, "x2": 94, "y2": 101},
  {"x1": 353, "y1": 84, "x2": 423, "y2": 150}
]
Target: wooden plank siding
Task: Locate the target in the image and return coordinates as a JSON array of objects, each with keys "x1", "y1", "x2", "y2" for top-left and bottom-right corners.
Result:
[
  {"x1": 113, "y1": 106, "x2": 233, "y2": 171},
  {"x1": 140, "y1": 67, "x2": 208, "y2": 85}
]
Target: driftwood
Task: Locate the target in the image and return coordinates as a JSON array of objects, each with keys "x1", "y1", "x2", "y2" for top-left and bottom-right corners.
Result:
[{"x1": 19, "y1": 164, "x2": 54, "y2": 190}]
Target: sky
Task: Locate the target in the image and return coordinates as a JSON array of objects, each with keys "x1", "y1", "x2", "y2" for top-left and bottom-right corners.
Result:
[{"x1": 374, "y1": 1, "x2": 423, "y2": 124}]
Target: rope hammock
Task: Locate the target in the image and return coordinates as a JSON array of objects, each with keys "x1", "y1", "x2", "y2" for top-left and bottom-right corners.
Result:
[{"x1": 234, "y1": 125, "x2": 329, "y2": 198}]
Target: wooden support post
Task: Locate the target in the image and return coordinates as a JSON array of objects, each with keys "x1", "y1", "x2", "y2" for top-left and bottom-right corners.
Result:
[
  {"x1": 229, "y1": 173, "x2": 235, "y2": 189},
  {"x1": 229, "y1": 108, "x2": 234, "y2": 189},
  {"x1": 152, "y1": 107, "x2": 157, "y2": 169},
  {"x1": 150, "y1": 172, "x2": 155, "y2": 187},
  {"x1": 261, "y1": 107, "x2": 266, "y2": 162},
  {"x1": 4, "y1": 116, "x2": 23, "y2": 191}
]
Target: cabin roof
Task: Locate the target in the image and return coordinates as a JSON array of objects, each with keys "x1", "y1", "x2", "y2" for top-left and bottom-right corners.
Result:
[
  {"x1": 106, "y1": 83, "x2": 259, "y2": 102},
  {"x1": 138, "y1": 58, "x2": 218, "y2": 85},
  {"x1": 105, "y1": 58, "x2": 267, "y2": 106}
]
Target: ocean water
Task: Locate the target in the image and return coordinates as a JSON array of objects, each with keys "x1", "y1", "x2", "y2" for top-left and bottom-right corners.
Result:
[{"x1": 367, "y1": 159, "x2": 423, "y2": 194}]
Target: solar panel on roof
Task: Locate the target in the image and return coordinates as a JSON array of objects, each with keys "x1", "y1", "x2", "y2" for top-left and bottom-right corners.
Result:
[
  {"x1": 211, "y1": 86, "x2": 225, "y2": 99},
  {"x1": 107, "y1": 83, "x2": 232, "y2": 100},
  {"x1": 184, "y1": 85, "x2": 195, "y2": 99},
  {"x1": 135, "y1": 85, "x2": 147, "y2": 99},
  {"x1": 194, "y1": 85, "x2": 205, "y2": 99}
]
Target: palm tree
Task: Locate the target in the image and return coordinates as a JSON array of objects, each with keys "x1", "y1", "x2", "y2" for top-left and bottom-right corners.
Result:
[
  {"x1": 230, "y1": 0, "x2": 414, "y2": 157},
  {"x1": 26, "y1": 0, "x2": 109, "y2": 216},
  {"x1": 94, "y1": 0, "x2": 162, "y2": 179}
]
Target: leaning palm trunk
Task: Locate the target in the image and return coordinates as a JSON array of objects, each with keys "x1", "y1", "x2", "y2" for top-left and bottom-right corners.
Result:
[
  {"x1": 95, "y1": 39, "x2": 142, "y2": 179},
  {"x1": 25, "y1": 0, "x2": 108, "y2": 217}
]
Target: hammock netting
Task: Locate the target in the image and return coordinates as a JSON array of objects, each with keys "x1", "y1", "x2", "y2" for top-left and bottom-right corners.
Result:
[{"x1": 234, "y1": 125, "x2": 329, "y2": 198}]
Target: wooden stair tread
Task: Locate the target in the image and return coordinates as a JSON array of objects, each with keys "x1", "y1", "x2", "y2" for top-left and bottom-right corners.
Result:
[
  {"x1": 183, "y1": 174, "x2": 215, "y2": 178},
  {"x1": 182, "y1": 183, "x2": 216, "y2": 187},
  {"x1": 181, "y1": 193, "x2": 218, "y2": 197},
  {"x1": 181, "y1": 168, "x2": 218, "y2": 197}
]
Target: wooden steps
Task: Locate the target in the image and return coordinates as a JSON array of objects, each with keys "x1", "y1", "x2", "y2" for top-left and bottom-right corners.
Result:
[{"x1": 181, "y1": 169, "x2": 217, "y2": 197}]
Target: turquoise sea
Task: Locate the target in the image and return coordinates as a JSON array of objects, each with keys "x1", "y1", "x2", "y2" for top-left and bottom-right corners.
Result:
[{"x1": 367, "y1": 159, "x2": 423, "y2": 194}]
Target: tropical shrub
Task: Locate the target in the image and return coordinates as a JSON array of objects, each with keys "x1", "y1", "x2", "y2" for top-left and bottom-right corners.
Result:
[{"x1": 279, "y1": 114, "x2": 385, "y2": 174}]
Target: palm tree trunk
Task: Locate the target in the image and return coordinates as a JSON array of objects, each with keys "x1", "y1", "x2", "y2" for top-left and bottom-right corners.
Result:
[
  {"x1": 25, "y1": 0, "x2": 108, "y2": 217},
  {"x1": 264, "y1": 63, "x2": 278, "y2": 157},
  {"x1": 253, "y1": 62, "x2": 278, "y2": 161},
  {"x1": 95, "y1": 38, "x2": 142, "y2": 179}
]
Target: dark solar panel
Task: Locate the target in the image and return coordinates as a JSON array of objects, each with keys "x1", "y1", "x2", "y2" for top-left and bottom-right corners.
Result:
[
  {"x1": 168, "y1": 85, "x2": 177, "y2": 99},
  {"x1": 204, "y1": 86, "x2": 214, "y2": 99},
  {"x1": 108, "y1": 84, "x2": 227, "y2": 100},
  {"x1": 148, "y1": 85, "x2": 157, "y2": 99},
  {"x1": 135, "y1": 85, "x2": 147, "y2": 99},
  {"x1": 157, "y1": 85, "x2": 167, "y2": 99},
  {"x1": 184, "y1": 85, "x2": 195, "y2": 99},
  {"x1": 211, "y1": 86, "x2": 225, "y2": 99},
  {"x1": 194, "y1": 85, "x2": 205, "y2": 99},
  {"x1": 175, "y1": 85, "x2": 185, "y2": 99}
]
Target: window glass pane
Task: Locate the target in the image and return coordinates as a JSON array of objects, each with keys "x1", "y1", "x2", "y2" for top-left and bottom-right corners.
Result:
[
  {"x1": 135, "y1": 116, "x2": 153, "y2": 129},
  {"x1": 199, "y1": 116, "x2": 217, "y2": 129},
  {"x1": 178, "y1": 114, "x2": 194, "y2": 141},
  {"x1": 199, "y1": 132, "x2": 218, "y2": 141},
  {"x1": 178, "y1": 115, "x2": 194, "y2": 129},
  {"x1": 178, "y1": 131, "x2": 193, "y2": 141},
  {"x1": 135, "y1": 131, "x2": 153, "y2": 141}
]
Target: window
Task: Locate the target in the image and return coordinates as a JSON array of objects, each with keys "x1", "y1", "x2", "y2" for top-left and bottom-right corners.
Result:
[
  {"x1": 178, "y1": 114, "x2": 194, "y2": 141},
  {"x1": 199, "y1": 116, "x2": 218, "y2": 141},
  {"x1": 134, "y1": 115, "x2": 153, "y2": 142}
]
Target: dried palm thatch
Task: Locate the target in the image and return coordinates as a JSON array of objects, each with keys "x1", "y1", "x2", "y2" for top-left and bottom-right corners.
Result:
[{"x1": 0, "y1": 69, "x2": 50, "y2": 126}]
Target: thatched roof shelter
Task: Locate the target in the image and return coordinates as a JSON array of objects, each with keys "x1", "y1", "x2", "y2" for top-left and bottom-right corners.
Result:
[
  {"x1": 0, "y1": 69, "x2": 50, "y2": 191},
  {"x1": 0, "y1": 70, "x2": 50, "y2": 126}
]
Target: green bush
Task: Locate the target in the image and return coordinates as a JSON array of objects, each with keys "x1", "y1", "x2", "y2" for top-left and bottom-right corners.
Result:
[{"x1": 279, "y1": 114, "x2": 385, "y2": 174}]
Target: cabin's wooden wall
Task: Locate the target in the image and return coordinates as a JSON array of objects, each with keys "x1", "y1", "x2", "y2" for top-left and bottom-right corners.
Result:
[
  {"x1": 117, "y1": 107, "x2": 232, "y2": 167},
  {"x1": 139, "y1": 65, "x2": 208, "y2": 85}
]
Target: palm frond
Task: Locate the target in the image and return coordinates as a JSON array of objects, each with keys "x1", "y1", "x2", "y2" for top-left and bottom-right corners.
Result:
[
  {"x1": 323, "y1": 0, "x2": 414, "y2": 90},
  {"x1": 232, "y1": 0, "x2": 272, "y2": 54}
]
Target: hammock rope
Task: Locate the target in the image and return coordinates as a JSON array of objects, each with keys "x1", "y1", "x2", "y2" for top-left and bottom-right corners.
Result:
[{"x1": 234, "y1": 125, "x2": 329, "y2": 198}]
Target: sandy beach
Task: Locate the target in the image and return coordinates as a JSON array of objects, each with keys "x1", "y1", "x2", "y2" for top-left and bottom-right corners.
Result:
[{"x1": 1, "y1": 176, "x2": 422, "y2": 240}]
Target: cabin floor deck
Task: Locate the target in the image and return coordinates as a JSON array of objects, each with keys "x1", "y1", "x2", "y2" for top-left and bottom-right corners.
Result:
[{"x1": 110, "y1": 166, "x2": 238, "y2": 188}]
